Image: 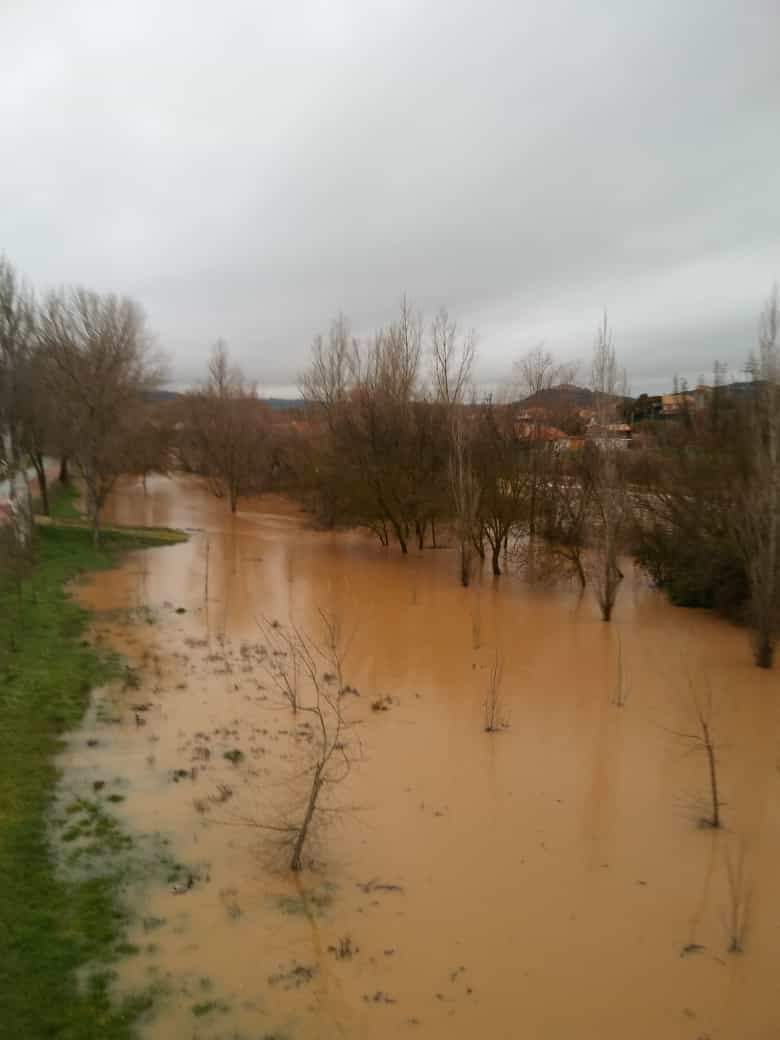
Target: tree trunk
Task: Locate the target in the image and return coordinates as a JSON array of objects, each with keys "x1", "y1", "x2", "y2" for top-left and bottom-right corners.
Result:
[
  {"x1": 415, "y1": 518, "x2": 427, "y2": 550},
  {"x1": 230, "y1": 485, "x2": 238, "y2": 513},
  {"x1": 704, "y1": 732, "x2": 720, "y2": 828},
  {"x1": 290, "y1": 770, "x2": 323, "y2": 872},
  {"x1": 755, "y1": 631, "x2": 774, "y2": 669},
  {"x1": 59, "y1": 456, "x2": 69, "y2": 484},
  {"x1": 574, "y1": 554, "x2": 587, "y2": 588},
  {"x1": 88, "y1": 488, "x2": 101, "y2": 547},
  {"x1": 491, "y1": 543, "x2": 501, "y2": 576},
  {"x1": 460, "y1": 542, "x2": 471, "y2": 587},
  {"x1": 528, "y1": 473, "x2": 537, "y2": 540},
  {"x1": 389, "y1": 516, "x2": 408, "y2": 553},
  {"x1": 32, "y1": 453, "x2": 49, "y2": 516},
  {"x1": 431, "y1": 517, "x2": 437, "y2": 548}
]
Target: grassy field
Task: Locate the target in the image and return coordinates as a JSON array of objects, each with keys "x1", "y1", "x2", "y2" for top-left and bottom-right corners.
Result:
[
  {"x1": 0, "y1": 520, "x2": 185, "y2": 1038},
  {"x1": 47, "y1": 480, "x2": 84, "y2": 521}
]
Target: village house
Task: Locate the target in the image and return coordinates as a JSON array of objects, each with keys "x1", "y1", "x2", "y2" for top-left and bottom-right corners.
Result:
[
  {"x1": 661, "y1": 384, "x2": 713, "y2": 415},
  {"x1": 584, "y1": 417, "x2": 632, "y2": 449}
]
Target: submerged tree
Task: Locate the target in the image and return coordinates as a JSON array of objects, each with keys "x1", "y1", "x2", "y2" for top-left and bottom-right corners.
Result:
[
  {"x1": 243, "y1": 611, "x2": 358, "y2": 872},
  {"x1": 180, "y1": 342, "x2": 270, "y2": 512},
  {"x1": 723, "y1": 841, "x2": 751, "y2": 953},
  {"x1": 17, "y1": 341, "x2": 56, "y2": 516},
  {"x1": 669, "y1": 678, "x2": 722, "y2": 830},
  {"x1": 588, "y1": 313, "x2": 629, "y2": 621},
  {"x1": 0, "y1": 258, "x2": 35, "y2": 543},
  {"x1": 449, "y1": 416, "x2": 481, "y2": 586},
  {"x1": 538, "y1": 446, "x2": 594, "y2": 587},
  {"x1": 39, "y1": 288, "x2": 163, "y2": 544},
  {"x1": 125, "y1": 401, "x2": 175, "y2": 494},
  {"x1": 728, "y1": 288, "x2": 780, "y2": 668},
  {"x1": 470, "y1": 402, "x2": 527, "y2": 577},
  {"x1": 300, "y1": 298, "x2": 450, "y2": 552},
  {"x1": 483, "y1": 650, "x2": 507, "y2": 732}
]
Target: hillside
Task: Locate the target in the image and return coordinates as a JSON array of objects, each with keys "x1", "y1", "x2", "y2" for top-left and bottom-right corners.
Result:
[{"x1": 519, "y1": 383, "x2": 627, "y2": 412}]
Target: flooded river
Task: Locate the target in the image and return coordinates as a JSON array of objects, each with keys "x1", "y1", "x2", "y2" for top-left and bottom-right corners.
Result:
[{"x1": 62, "y1": 474, "x2": 780, "y2": 1039}]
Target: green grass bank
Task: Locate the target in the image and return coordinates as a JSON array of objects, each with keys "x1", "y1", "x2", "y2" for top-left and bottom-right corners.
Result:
[{"x1": 0, "y1": 518, "x2": 185, "y2": 1038}]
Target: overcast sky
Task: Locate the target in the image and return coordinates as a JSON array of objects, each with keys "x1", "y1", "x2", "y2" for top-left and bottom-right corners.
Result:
[{"x1": 2, "y1": 0, "x2": 778, "y2": 395}]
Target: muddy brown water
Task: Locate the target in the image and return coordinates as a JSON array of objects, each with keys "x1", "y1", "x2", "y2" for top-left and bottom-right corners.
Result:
[{"x1": 59, "y1": 474, "x2": 780, "y2": 1039}]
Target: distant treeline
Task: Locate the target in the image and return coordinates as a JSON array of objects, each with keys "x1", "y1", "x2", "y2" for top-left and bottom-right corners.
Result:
[{"x1": 1, "y1": 258, "x2": 777, "y2": 667}]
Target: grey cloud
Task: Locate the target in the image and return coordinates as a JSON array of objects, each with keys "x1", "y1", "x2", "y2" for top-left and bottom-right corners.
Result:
[{"x1": 2, "y1": 0, "x2": 778, "y2": 394}]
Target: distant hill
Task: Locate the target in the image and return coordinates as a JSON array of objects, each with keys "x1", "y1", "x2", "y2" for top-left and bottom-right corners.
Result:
[
  {"x1": 263, "y1": 397, "x2": 303, "y2": 411},
  {"x1": 519, "y1": 384, "x2": 627, "y2": 412},
  {"x1": 139, "y1": 390, "x2": 303, "y2": 410}
]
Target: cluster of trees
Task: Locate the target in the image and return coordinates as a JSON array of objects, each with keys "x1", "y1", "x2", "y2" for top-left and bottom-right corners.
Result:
[
  {"x1": 0, "y1": 256, "x2": 165, "y2": 545},
  {"x1": 288, "y1": 294, "x2": 778, "y2": 666},
  {"x1": 291, "y1": 302, "x2": 626, "y2": 584},
  {"x1": 4, "y1": 251, "x2": 777, "y2": 668},
  {"x1": 177, "y1": 342, "x2": 271, "y2": 512},
  {"x1": 634, "y1": 289, "x2": 780, "y2": 668}
]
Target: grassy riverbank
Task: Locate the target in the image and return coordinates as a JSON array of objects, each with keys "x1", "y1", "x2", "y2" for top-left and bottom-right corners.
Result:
[{"x1": 0, "y1": 522, "x2": 185, "y2": 1038}]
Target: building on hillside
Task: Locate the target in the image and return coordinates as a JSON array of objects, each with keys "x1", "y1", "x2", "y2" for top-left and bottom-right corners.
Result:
[
  {"x1": 554, "y1": 435, "x2": 586, "y2": 452},
  {"x1": 661, "y1": 384, "x2": 713, "y2": 415},
  {"x1": 585, "y1": 418, "x2": 632, "y2": 449},
  {"x1": 513, "y1": 414, "x2": 569, "y2": 444}
]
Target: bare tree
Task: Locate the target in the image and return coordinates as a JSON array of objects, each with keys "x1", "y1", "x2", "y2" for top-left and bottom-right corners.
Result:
[
  {"x1": 729, "y1": 288, "x2": 780, "y2": 667},
  {"x1": 613, "y1": 628, "x2": 629, "y2": 707},
  {"x1": 377, "y1": 295, "x2": 423, "y2": 402},
  {"x1": 300, "y1": 312, "x2": 356, "y2": 418},
  {"x1": 125, "y1": 400, "x2": 175, "y2": 494},
  {"x1": 238, "y1": 611, "x2": 357, "y2": 872},
  {"x1": 0, "y1": 519, "x2": 37, "y2": 667},
  {"x1": 287, "y1": 611, "x2": 355, "y2": 872},
  {"x1": 483, "y1": 651, "x2": 507, "y2": 732},
  {"x1": 470, "y1": 402, "x2": 527, "y2": 577},
  {"x1": 588, "y1": 313, "x2": 629, "y2": 621},
  {"x1": 38, "y1": 287, "x2": 163, "y2": 545},
  {"x1": 180, "y1": 342, "x2": 269, "y2": 513},
  {"x1": 297, "y1": 299, "x2": 463, "y2": 553},
  {"x1": 512, "y1": 345, "x2": 578, "y2": 545},
  {"x1": 449, "y1": 416, "x2": 481, "y2": 586},
  {"x1": 256, "y1": 617, "x2": 301, "y2": 713},
  {"x1": 723, "y1": 841, "x2": 751, "y2": 953},
  {"x1": 514, "y1": 343, "x2": 579, "y2": 400},
  {"x1": 430, "y1": 306, "x2": 476, "y2": 406},
  {"x1": 669, "y1": 678, "x2": 722, "y2": 829},
  {"x1": 17, "y1": 342, "x2": 55, "y2": 515},
  {"x1": 515, "y1": 344, "x2": 557, "y2": 400},
  {"x1": 538, "y1": 446, "x2": 593, "y2": 588},
  {"x1": 0, "y1": 258, "x2": 35, "y2": 543}
]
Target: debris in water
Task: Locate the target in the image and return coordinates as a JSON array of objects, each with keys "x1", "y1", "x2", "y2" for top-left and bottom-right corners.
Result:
[
  {"x1": 327, "y1": 936, "x2": 358, "y2": 959},
  {"x1": 356, "y1": 878, "x2": 404, "y2": 894},
  {"x1": 363, "y1": 991, "x2": 396, "y2": 1005},
  {"x1": 171, "y1": 873, "x2": 194, "y2": 895},
  {"x1": 268, "y1": 962, "x2": 317, "y2": 989}
]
